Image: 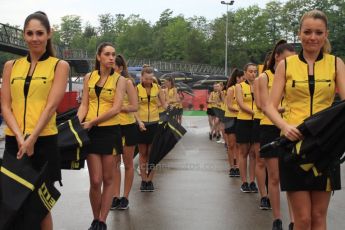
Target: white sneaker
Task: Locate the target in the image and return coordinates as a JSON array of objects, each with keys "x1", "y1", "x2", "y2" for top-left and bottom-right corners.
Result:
[{"x1": 136, "y1": 166, "x2": 141, "y2": 175}]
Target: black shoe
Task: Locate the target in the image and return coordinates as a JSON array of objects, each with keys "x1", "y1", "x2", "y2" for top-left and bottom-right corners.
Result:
[
  {"x1": 209, "y1": 132, "x2": 212, "y2": 140},
  {"x1": 97, "y1": 221, "x2": 107, "y2": 230},
  {"x1": 140, "y1": 181, "x2": 147, "y2": 192},
  {"x1": 259, "y1": 197, "x2": 270, "y2": 210},
  {"x1": 267, "y1": 197, "x2": 272, "y2": 210},
  {"x1": 110, "y1": 197, "x2": 121, "y2": 210},
  {"x1": 240, "y1": 182, "x2": 251, "y2": 193},
  {"x1": 118, "y1": 197, "x2": 129, "y2": 210},
  {"x1": 88, "y1": 220, "x2": 99, "y2": 230},
  {"x1": 272, "y1": 219, "x2": 283, "y2": 230},
  {"x1": 234, "y1": 168, "x2": 240, "y2": 177},
  {"x1": 249, "y1": 182, "x2": 258, "y2": 193},
  {"x1": 229, "y1": 168, "x2": 236, "y2": 177},
  {"x1": 146, "y1": 181, "x2": 155, "y2": 192},
  {"x1": 289, "y1": 222, "x2": 294, "y2": 230}
]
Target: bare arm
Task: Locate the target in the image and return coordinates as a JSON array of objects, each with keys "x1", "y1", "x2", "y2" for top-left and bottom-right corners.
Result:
[
  {"x1": 253, "y1": 77, "x2": 261, "y2": 110},
  {"x1": 159, "y1": 86, "x2": 168, "y2": 109},
  {"x1": 121, "y1": 79, "x2": 138, "y2": 112},
  {"x1": 226, "y1": 87, "x2": 238, "y2": 112},
  {"x1": 262, "y1": 60, "x2": 302, "y2": 141},
  {"x1": 335, "y1": 57, "x2": 345, "y2": 100},
  {"x1": 83, "y1": 76, "x2": 126, "y2": 128},
  {"x1": 18, "y1": 60, "x2": 70, "y2": 158},
  {"x1": 1, "y1": 61, "x2": 24, "y2": 146},
  {"x1": 77, "y1": 73, "x2": 91, "y2": 122},
  {"x1": 235, "y1": 84, "x2": 254, "y2": 115}
]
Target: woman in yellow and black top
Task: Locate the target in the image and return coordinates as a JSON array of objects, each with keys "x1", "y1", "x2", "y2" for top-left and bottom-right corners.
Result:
[
  {"x1": 224, "y1": 68, "x2": 244, "y2": 177},
  {"x1": 1, "y1": 11, "x2": 69, "y2": 229},
  {"x1": 206, "y1": 84, "x2": 217, "y2": 140},
  {"x1": 135, "y1": 65, "x2": 167, "y2": 192},
  {"x1": 263, "y1": 10, "x2": 345, "y2": 230},
  {"x1": 164, "y1": 75, "x2": 179, "y2": 120},
  {"x1": 258, "y1": 41, "x2": 296, "y2": 229},
  {"x1": 235, "y1": 63, "x2": 259, "y2": 193},
  {"x1": 111, "y1": 55, "x2": 138, "y2": 210},
  {"x1": 77, "y1": 42, "x2": 126, "y2": 230},
  {"x1": 176, "y1": 90, "x2": 184, "y2": 124}
]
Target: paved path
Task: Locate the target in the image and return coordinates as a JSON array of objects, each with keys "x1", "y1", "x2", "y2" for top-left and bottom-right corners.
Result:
[{"x1": 1, "y1": 116, "x2": 344, "y2": 229}]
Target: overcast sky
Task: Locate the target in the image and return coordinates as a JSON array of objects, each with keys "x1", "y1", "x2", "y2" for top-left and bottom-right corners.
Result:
[{"x1": 0, "y1": 0, "x2": 289, "y2": 28}]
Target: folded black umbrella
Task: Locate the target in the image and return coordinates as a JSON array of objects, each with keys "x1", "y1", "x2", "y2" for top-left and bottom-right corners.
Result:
[
  {"x1": 58, "y1": 116, "x2": 89, "y2": 170},
  {"x1": 176, "y1": 82, "x2": 194, "y2": 96},
  {"x1": 148, "y1": 114, "x2": 187, "y2": 174},
  {"x1": 11, "y1": 167, "x2": 61, "y2": 230},
  {"x1": 57, "y1": 116, "x2": 89, "y2": 149},
  {"x1": 260, "y1": 100, "x2": 345, "y2": 187},
  {"x1": 0, "y1": 153, "x2": 41, "y2": 229},
  {"x1": 56, "y1": 107, "x2": 78, "y2": 125}
]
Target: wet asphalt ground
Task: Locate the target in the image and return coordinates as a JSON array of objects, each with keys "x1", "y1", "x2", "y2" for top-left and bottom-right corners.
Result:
[{"x1": 0, "y1": 116, "x2": 344, "y2": 230}]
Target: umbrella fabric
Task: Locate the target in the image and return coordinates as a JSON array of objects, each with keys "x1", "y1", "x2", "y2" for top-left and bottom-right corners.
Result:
[
  {"x1": 176, "y1": 82, "x2": 194, "y2": 96},
  {"x1": 260, "y1": 100, "x2": 345, "y2": 188},
  {"x1": 57, "y1": 116, "x2": 89, "y2": 170},
  {"x1": 10, "y1": 167, "x2": 61, "y2": 230},
  {"x1": 56, "y1": 107, "x2": 78, "y2": 125},
  {"x1": 0, "y1": 153, "x2": 42, "y2": 229},
  {"x1": 57, "y1": 116, "x2": 89, "y2": 149},
  {"x1": 148, "y1": 115, "x2": 186, "y2": 174}
]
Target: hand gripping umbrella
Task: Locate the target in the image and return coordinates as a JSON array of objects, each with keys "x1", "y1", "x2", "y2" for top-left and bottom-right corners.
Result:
[
  {"x1": 260, "y1": 100, "x2": 345, "y2": 189},
  {"x1": 148, "y1": 112, "x2": 187, "y2": 175}
]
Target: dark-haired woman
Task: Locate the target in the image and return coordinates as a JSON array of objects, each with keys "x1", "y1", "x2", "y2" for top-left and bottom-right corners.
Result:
[
  {"x1": 235, "y1": 63, "x2": 259, "y2": 193},
  {"x1": 263, "y1": 10, "x2": 345, "y2": 230},
  {"x1": 135, "y1": 66, "x2": 167, "y2": 192},
  {"x1": 206, "y1": 84, "x2": 217, "y2": 139},
  {"x1": 111, "y1": 55, "x2": 138, "y2": 210},
  {"x1": 1, "y1": 11, "x2": 69, "y2": 230},
  {"x1": 224, "y1": 68, "x2": 244, "y2": 177},
  {"x1": 258, "y1": 41, "x2": 296, "y2": 230},
  {"x1": 77, "y1": 42, "x2": 126, "y2": 230}
]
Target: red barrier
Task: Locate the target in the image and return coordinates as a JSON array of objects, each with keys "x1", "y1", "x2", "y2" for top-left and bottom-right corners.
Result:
[
  {"x1": 57, "y1": 91, "x2": 79, "y2": 114},
  {"x1": 180, "y1": 89, "x2": 208, "y2": 111}
]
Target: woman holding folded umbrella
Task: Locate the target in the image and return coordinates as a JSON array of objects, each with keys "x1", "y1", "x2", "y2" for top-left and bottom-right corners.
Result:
[
  {"x1": 258, "y1": 40, "x2": 296, "y2": 229},
  {"x1": 134, "y1": 65, "x2": 167, "y2": 192},
  {"x1": 111, "y1": 54, "x2": 138, "y2": 210},
  {"x1": 77, "y1": 42, "x2": 126, "y2": 229},
  {"x1": 263, "y1": 10, "x2": 345, "y2": 230},
  {"x1": 1, "y1": 11, "x2": 69, "y2": 230}
]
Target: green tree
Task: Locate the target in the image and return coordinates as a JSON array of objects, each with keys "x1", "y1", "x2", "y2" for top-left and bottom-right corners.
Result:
[{"x1": 60, "y1": 15, "x2": 82, "y2": 47}]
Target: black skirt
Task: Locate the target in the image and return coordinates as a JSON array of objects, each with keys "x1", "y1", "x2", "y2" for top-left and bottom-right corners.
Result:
[
  {"x1": 235, "y1": 119, "x2": 253, "y2": 143},
  {"x1": 5, "y1": 135, "x2": 61, "y2": 183},
  {"x1": 212, "y1": 108, "x2": 223, "y2": 119},
  {"x1": 137, "y1": 122, "x2": 159, "y2": 144},
  {"x1": 259, "y1": 125, "x2": 281, "y2": 158},
  {"x1": 251, "y1": 119, "x2": 261, "y2": 143},
  {"x1": 279, "y1": 147, "x2": 341, "y2": 191},
  {"x1": 121, "y1": 123, "x2": 138, "y2": 147},
  {"x1": 84, "y1": 125, "x2": 122, "y2": 155},
  {"x1": 224, "y1": 117, "x2": 237, "y2": 134},
  {"x1": 207, "y1": 108, "x2": 215, "y2": 116}
]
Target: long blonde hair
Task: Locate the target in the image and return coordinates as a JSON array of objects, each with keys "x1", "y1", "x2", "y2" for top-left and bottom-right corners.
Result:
[{"x1": 299, "y1": 10, "x2": 331, "y2": 53}]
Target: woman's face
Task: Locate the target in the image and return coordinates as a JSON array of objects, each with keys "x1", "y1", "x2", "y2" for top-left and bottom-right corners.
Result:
[
  {"x1": 114, "y1": 64, "x2": 123, "y2": 74},
  {"x1": 141, "y1": 73, "x2": 154, "y2": 86},
  {"x1": 236, "y1": 75, "x2": 244, "y2": 84},
  {"x1": 299, "y1": 17, "x2": 328, "y2": 53},
  {"x1": 245, "y1": 65, "x2": 257, "y2": 82},
  {"x1": 97, "y1": 46, "x2": 115, "y2": 69},
  {"x1": 165, "y1": 80, "x2": 172, "y2": 88},
  {"x1": 24, "y1": 19, "x2": 50, "y2": 54}
]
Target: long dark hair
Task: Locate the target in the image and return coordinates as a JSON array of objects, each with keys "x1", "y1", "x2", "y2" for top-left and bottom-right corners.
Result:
[
  {"x1": 24, "y1": 11, "x2": 55, "y2": 57},
  {"x1": 267, "y1": 40, "x2": 295, "y2": 72},
  {"x1": 95, "y1": 42, "x2": 115, "y2": 71},
  {"x1": 226, "y1": 68, "x2": 244, "y2": 89},
  {"x1": 115, "y1": 54, "x2": 129, "y2": 77}
]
